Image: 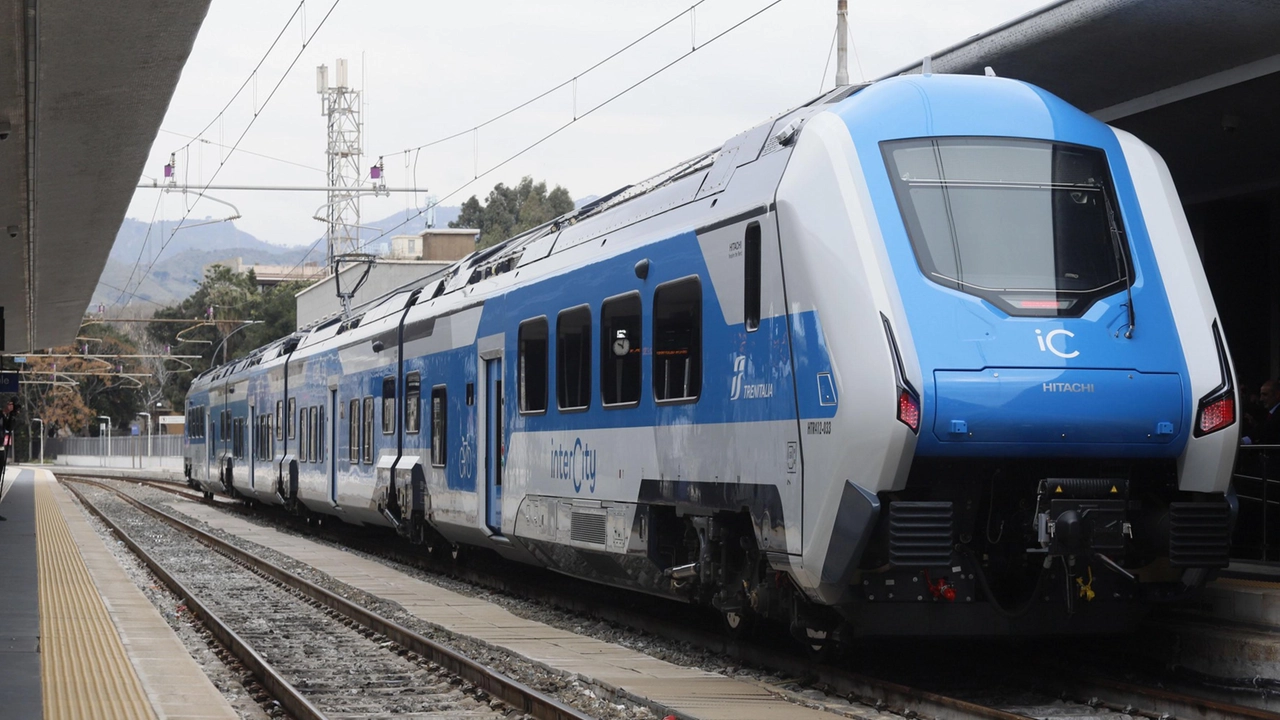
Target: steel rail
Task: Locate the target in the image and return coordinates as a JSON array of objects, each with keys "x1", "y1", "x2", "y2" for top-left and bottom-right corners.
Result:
[
  {"x1": 79, "y1": 475, "x2": 1029, "y2": 720},
  {"x1": 85, "y1": 472, "x2": 1280, "y2": 720},
  {"x1": 61, "y1": 476, "x2": 592, "y2": 720},
  {"x1": 61, "y1": 479, "x2": 329, "y2": 720},
  {"x1": 1049, "y1": 671, "x2": 1280, "y2": 720}
]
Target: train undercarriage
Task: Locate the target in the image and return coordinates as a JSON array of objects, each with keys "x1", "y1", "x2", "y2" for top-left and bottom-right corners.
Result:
[
  {"x1": 512, "y1": 457, "x2": 1235, "y2": 642},
  {"x1": 205, "y1": 453, "x2": 1236, "y2": 644}
]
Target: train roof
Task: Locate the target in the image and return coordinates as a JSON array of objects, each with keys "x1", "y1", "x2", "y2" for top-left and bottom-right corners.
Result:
[{"x1": 192, "y1": 81, "x2": 875, "y2": 383}]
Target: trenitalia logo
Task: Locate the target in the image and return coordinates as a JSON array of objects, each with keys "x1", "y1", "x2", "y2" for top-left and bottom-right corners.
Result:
[{"x1": 730, "y1": 355, "x2": 774, "y2": 401}]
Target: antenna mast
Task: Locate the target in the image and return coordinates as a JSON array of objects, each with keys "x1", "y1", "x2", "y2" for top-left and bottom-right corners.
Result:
[
  {"x1": 317, "y1": 59, "x2": 363, "y2": 266},
  {"x1": 835, "y1": 1, "x2": 849, "y2": 86}
]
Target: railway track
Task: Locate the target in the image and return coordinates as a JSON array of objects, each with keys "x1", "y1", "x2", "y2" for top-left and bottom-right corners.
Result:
[
  {"x1": 66, "y1": 473, "x2": 1280, "y2": 720},
  {"x1": 61, "y1": 476, "x2": 591, "y2": 720}
]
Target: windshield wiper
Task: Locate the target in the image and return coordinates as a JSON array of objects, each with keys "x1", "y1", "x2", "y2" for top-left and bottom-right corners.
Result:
[{"x1": 1100, "y1": 183, "x2": 1135, "y2": 339}]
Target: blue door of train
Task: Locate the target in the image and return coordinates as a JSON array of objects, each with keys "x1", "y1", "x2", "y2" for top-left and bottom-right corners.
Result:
[{"x1": 485, "y1": 358, "x2": 503, "y2": 534}]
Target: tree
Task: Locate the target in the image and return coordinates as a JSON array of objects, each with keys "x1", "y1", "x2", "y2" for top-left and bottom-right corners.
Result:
[
  {"x1": 450, "y1": 176, "x2": 574, "y2": 248},
  {"x1": 15, "y1": 322, "x2": 145, "y2": 450},
  {"x1": 147, "y1": 265, "x2": 303, "y2": 409}
]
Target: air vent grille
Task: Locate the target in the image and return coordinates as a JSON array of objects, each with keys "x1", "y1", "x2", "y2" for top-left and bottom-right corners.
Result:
[
  {"x1": 889, "y1": 501, "x2": 954, "y2": 567},
  {"x1": 1169, "y1": 502, "x2": 1231, "y2": 568},
  {"x1": 570, "y1": 512, "x2": 608, "y2": 545}
]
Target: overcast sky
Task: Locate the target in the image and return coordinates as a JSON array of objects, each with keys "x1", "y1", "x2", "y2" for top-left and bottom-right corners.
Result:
[{"x1": 125, "y1": 0, "x2": 1049, "y2": 248}]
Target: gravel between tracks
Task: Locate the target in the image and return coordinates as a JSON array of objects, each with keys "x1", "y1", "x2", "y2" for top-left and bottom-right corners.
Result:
[
  {"x1": 94, "y1": 479, "x2": 905, "y2": 719},
  {"x1": 74, "y1": 484, "x2": 510, "y2": 719}
]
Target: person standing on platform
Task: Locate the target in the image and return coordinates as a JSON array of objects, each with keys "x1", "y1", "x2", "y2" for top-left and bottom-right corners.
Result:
[
  {"x1": 0, "y1": 398, "x2": 17, "y2": 480},
  {"x1": 1247, "y1": 379, "x2": 1280, "y2": 446}
]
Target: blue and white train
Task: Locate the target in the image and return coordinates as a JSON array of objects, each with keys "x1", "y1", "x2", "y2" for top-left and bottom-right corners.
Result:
[{"x1": 186, "y1": 73, "x2": 1238, "y2": 638}]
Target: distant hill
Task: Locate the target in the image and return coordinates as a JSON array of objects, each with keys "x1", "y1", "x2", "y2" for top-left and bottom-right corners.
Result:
[{"x1": 95, "y1": 206, "x2": 463, "y2": 311}]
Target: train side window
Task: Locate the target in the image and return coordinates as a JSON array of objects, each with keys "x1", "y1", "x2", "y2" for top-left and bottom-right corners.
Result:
[
  {"x1": 382, "y1": 377, "x2": 396, "y2": 435},
  {"x1": 744, "y1": 222, "x2": 761, "y2": 332},
  {"x1": 518, "y1": 318, "x2": 548, "y2": 414},
  {"x1": 363, "y1": 396, "x2": 374, "y2": 464},
  {"x1": 405, "y1": 373, "x2": 421, "y2": 434},
  {"x1": 233, "y1": 417, "x2": 244, "y2": 459},
  {"x1": 313, "y1": 407, "x2": 322, "y2": 462},
  {"x1": 653, "y1": 276, "x2": 702, "y2": 402},
  {"x1": 299, "y1": 410, "x2": 309, "y2": 462},
  {"x1": 557, "y1": 305, "x2": 591, "y2": 411},
  {"x1": 288, "y1": 398, "x2": 296, "y2": 439},
  {"x1": 275, "y1": 401, "x2": 283, "y2": 441},
  {"x1": 302, "y1": 408, "x2": 310, "y2": 463},
  {"x1": 430, "y1": 386, "x2": 447, "y2": 467},
  {"x1": 601, "y1": 293, "x2": 642, "y2": 407},
  {"x1": 349, "y1": 399, "x2": 360, "y2": 462},
  {"x1": 318, "y1": 406, "x2": 325, "y2": 462}
]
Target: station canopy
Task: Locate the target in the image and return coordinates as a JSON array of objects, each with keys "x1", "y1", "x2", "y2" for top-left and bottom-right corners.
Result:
[{"x1": 0, "y1": 1, "x2": 211, "y2": 352}]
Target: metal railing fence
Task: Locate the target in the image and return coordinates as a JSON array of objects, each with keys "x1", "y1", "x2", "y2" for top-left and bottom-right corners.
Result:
[
  {"x1": 1230, "y1": 445, "x2": 1280, "y2": 561},
  {"x1": 45, "y1": 434, "x2": 184, "y2": 458}
]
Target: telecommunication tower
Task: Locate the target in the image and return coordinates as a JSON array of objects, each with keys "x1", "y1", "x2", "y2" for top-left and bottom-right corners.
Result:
[{"x1": 317, "y1": 59, "x2": 363, "y2": 264}]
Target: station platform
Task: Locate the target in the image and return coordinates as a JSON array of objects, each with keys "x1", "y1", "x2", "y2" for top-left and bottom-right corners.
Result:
[{"x1": 0, "y1": 466, "x2": 237, "y2": 720}]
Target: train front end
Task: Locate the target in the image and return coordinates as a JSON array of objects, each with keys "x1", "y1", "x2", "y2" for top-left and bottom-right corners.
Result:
[{"x1": 778, "y1": 74, "x2": 1238, "y2": 635}]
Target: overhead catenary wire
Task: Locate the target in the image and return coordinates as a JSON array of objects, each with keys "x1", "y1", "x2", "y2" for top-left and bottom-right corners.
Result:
[
  {"x1": 114, "y1": 0, "x2": 344, "y2": 309},
  {"x1": 159, "y1": 129, "x2": 324, "y2": 173},
  {"x1": 350, "y1": 0, "x2": 786, "y2": 259},
  {"x1": 819, "y1": 25, "x2": 837, "y2": 92},
  {"x1": 377, "y1": 0, "x2": 713, "y2": 162},
  {"x1": 174, "y1": 1, "x2": 307, "y2": 159},
  {"x1": 113, "y1": 192, "x2": 166, "y2": 306}
]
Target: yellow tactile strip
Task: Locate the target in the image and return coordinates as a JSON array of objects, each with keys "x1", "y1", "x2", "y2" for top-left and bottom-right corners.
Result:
[{"x1": 36, "y1": 479, "x2": 158, "y2": 720}]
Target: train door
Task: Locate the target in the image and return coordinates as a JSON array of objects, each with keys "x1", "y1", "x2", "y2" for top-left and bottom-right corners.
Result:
[
  {"x1": 205, "y1": 408, "x2": 213, "y2": 481},
  {"x1": 249, "y1": 406, "x2": 255, "y2": 489},
  {"x1": 329, "y1": 388, "x2": 338, "y2": 505},
  {"x1": 484, "y1": 357, "x2": 503, "y2": 534}
]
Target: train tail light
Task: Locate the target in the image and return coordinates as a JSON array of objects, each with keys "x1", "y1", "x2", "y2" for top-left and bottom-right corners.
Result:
[
  {"x1": 897, "y1": 389, "x2": 921, "y2": 432},
  {"x1": 1197, "y1": 395, "x2": 1234, "y2": 436},
  {"x1": 1194, "y1": 321, "x2": 1236, "y2": 438},
  {"x1": 882, "y1": 313, "x2": 921, "y2": 436}
]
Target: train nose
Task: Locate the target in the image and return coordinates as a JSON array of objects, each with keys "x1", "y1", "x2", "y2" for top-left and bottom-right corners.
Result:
[{"x1": 931, "y1": 368, "x2": 1183, "y2": 450}]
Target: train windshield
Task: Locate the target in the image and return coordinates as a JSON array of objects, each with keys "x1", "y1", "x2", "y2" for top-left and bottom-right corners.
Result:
[{"x1": 883, "y1": 138, "x2": 1130, "y2": 317}]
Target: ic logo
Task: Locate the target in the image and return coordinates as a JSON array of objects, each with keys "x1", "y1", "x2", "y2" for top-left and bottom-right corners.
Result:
[{"x1": 1036, "y1": 328, "x2": 1079, "y2": 359}]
